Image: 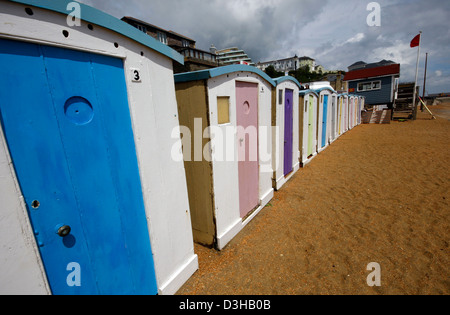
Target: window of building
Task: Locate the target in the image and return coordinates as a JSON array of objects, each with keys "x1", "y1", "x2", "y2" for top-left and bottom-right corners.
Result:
[
  {"x1": 182, "y1": 40, "x2": 190, "y2": 47},
  {"x1": 357, "y1": 80, "x2": 381, "y2": 92},
  {"x1": 137, "y1": 25, "x2": 147, "y2": 33},
  {"x1": 372, "y1": 81, "x2": 381, "y2": 90},
  {"x1": 157, "y1": 32, "x2": 167, "y2": 45}
]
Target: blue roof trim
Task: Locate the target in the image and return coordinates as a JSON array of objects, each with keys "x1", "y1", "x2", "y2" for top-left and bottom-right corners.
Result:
[
  {"x1": 273, "y1": 76, "x2": 302, "y2": 89},
  {"x1": 9, "y1": 0, "x2": 185, "y2": 64},
  {"x1": 313, "y1": 86, "x2": 337, "y2": 94},
  {"x1": 299, "y1": 89, "x2": 319, "y2": 97},
  {"x1": 174, "y1": 68, "x2": 214, "y2": 83},
  {"x1": 174, "y1": 65, "x2": 276, "y2": 87},
  {"x1": 209, "y1": 65, "x2": 276, "y2": 86}
]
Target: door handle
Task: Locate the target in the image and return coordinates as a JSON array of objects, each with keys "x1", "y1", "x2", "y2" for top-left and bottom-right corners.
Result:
[{"x1": 56, "y1": 225, "x2": 72, "y2": 238}]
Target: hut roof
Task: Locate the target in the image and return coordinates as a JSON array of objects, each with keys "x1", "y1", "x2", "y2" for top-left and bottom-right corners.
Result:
[
  {"x1": 313, "y1": 86, "x2": 337, "y2": 94},
  {"x1": 273, "y1": 76, "x2": 302, "y2": 89},
  {"x1": 10, "y1": 0, "x2": 184, "y2": 64},
  {"x1": 174, "y1": 65, "x2": 276, "y2": 87},
  {"x1": 299, "y1": 89, "x2": 319, "y2": 98}
]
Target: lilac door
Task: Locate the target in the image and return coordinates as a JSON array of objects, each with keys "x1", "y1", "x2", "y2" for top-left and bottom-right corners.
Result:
[
  {"x1": 284, "y1": 89, "x2": 294, "y2": 176},
  {"x1": 236, "y1": 81, "x2": 259, "y2": 218},
  {"x1": 321, "y1": 95, "x2": 329, "y2": 148}
]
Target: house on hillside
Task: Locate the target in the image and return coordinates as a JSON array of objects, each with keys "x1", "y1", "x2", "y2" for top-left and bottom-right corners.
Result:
[
  {"x1": 344, "y1": 60, "x2": 400, "y2": 108},
  {"x1": 256, "y1": 56, "x2": 324, "y2": 74}
]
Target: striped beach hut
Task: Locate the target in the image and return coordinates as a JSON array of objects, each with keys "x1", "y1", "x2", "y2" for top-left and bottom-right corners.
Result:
[
  {"x1": 174, "y1": 65, "x2": 275, "y2": 250},
  {"x1": 0, "y1": 0, "x2": 198, "y2": 295}
]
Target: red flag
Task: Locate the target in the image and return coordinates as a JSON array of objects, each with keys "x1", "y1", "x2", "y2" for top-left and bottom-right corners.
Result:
[{"x1": 410, "y1": 34, "x2": 421, "y2": 48}]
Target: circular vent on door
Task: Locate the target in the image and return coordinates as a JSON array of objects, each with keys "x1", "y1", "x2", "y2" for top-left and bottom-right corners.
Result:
[
  {"x1": 64, "y1": 97, "x2": 94, "y2": 125},
  {"x1": 243, "y1": 101, "x2": 250, "y2": 115}
]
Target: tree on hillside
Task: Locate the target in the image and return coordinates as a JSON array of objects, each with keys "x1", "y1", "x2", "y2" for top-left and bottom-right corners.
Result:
[
  {"x1": 264, "y1": 65, "x2": 284, "y2": 78},
  {"x1": 289, "y1": 66, "x2": 323, "y2": 84}
]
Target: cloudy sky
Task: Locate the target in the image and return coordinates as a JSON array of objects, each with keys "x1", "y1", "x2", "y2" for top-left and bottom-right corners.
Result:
[{"x1": 78, "y1": 0, "x2": 450, "y2": 94}]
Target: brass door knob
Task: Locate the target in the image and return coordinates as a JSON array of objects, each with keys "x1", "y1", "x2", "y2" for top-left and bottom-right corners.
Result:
[{"x1": 57, "y1": 225, "x2": 71, "y2": 238}]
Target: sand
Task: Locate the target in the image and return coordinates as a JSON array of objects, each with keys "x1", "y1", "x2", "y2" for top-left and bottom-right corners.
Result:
[{"x1": 177, "y1": 103, "x2": 450, "y2": 295}]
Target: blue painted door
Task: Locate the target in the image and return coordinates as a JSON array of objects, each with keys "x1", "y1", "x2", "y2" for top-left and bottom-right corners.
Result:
[
  {"x1": 322, "y1": 95, "x2": 328, "y2": 148},
  {"x1": 331, "y1": 96, "x2": 335, "y2": 140},
  {"x1": 284, "y1": 89, "x2": 294, "y2": 176},
  {"x1": 0, "y1": 39, "x2": 157, "y2": 295}
]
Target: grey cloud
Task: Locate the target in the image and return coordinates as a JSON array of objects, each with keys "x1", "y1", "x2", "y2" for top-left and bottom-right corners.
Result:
[{"x1": 79, "y1": 0, "x2": 449, "y2": 93}]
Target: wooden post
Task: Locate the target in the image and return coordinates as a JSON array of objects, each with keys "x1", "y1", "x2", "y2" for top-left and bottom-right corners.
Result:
[
  {"x1": 421, "y1": 52, "x2": 428, "y2": 112},
  {"x1": 412, "y1": 31, "x2": 422, "y2": 120},
  {"x1": 413, "y1": 86, "x2": 420, "y2": 120},
  {"x1": 418, "y1": 96, "x2": 436, "y2": 120}
]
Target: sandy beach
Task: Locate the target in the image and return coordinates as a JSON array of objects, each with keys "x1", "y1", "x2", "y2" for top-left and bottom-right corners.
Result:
[{"x1": 177, "y1": 103, "x2": 450, "y2": 295}]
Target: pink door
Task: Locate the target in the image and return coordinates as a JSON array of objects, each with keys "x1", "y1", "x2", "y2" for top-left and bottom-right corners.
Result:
[{"x1": 236, "y1": 81, "x2": 259, "y2": 218}]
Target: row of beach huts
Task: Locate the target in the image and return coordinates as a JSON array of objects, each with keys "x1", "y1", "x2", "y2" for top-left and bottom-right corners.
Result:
[{"x1": 0, "y1": 0, "x2": 364, "y2": 295}]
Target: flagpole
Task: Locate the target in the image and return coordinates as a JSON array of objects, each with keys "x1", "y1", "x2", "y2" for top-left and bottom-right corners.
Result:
[
  {"x1": 422, "y1": 52, "x2": 428, "y2": 112},
  {"x1": 412, "y1": 31, "x2": 422, "y2": 120}
]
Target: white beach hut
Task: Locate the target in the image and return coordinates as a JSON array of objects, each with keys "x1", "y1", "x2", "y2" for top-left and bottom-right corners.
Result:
[
  {"x1": 272, "y1": 76, "x2": 302, "y2": 190},
  {"x1": 174, "y1": 65, "x2": 275, "y2": 250},
  {"x1": 350, "y1": 94, "x2": 360, "y2": 129},
  {"x1": 356, "y1": 95, "x2": 361, "y2": 126},
  {"x1": 313, "y1": 85, "x2": 337, "y2": 152},
  {"x1": 329, "y1": 90, "x2": 339, "y2": 143},
  {"x1": 358, "y1": 96, "x2": 366, "y2": 125},
  {"x1": 299, "y1": 89, "x2": 319, "y2": 166},
  {"x1": 337, "y1": 94, "x2": 343, "y2": 136},
  {"x1": 342, "y1": 93, "x2": 350, "y2": 133},
  {"x1": 348, "y1": 94, "x2": 355, "y2": 130},
  {"x1": 337, "y1": 93, "x2": 349, "y2": 135},
  {"x1": 0, "y1": 0, "x2": 197, "y2": 295}
]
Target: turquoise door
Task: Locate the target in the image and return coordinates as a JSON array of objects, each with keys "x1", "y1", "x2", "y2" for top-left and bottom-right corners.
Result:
[{"x1": 0, "y1": 39, "x2": 157, "y2": 295}]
